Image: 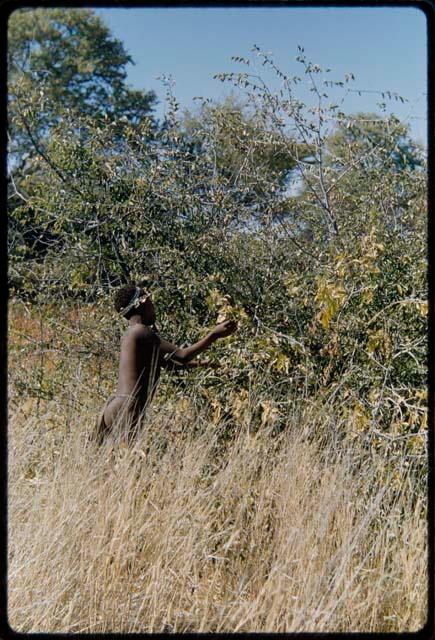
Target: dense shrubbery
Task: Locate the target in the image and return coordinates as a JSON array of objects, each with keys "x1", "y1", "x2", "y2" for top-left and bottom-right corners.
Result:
[{"x1": 8, "y1": 42, "x2": 427, "y2": 460}]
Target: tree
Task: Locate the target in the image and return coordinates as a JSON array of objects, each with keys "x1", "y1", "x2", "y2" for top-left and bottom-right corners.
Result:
[
  {"x1": 8, "y1": 42, "x2": 427, "y2": 462},
  {"x1": 326, "y1": 112, "x2": 424, "y2": 172},
  {"x1": 8, "y1": 7, "x2": 157, "y2": 172},
  {"x1": 8, "y1": 7, "x2": 158, "y2": 268},
  {"x1": 323, "y1": 113, "x2": 426, "y2": 242},
  {"x1": 182, "y1": 94, "x2": 305, "y2": 199}
]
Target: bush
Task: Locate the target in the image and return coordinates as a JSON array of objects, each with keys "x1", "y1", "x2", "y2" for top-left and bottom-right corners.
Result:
[{"x1": 8, "y1": 47, "x2": 427, "y2": 454}]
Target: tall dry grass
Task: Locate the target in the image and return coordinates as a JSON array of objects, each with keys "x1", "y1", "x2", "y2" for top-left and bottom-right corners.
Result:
[{"x1": 8, "y1": 370, "x2": 427, "y2": 633}]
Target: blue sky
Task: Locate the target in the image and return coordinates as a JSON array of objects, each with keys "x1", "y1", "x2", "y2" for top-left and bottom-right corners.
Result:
[{"x1": 95, "y1": 6, "x2": 427, "y2": 145}]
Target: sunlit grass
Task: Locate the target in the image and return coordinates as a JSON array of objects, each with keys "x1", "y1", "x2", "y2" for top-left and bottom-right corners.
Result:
[{"x1": 8, "y1": 368, "x2": 427, "y2": 632}]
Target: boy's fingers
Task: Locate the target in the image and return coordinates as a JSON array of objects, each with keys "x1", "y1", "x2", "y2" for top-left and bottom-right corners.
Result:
[{"x1": 222, "y1": 319, "x2": 235, "y2": 327}]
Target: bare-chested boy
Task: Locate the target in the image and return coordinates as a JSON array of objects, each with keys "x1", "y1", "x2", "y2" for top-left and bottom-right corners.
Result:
[{"x1": 95, "y1": 283, "x2": 237, "y2": 444}]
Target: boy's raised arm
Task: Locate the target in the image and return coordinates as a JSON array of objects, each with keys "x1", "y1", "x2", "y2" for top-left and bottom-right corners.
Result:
[{"x1": 159, "y1": 320, "x2": 237, "y2": 364}]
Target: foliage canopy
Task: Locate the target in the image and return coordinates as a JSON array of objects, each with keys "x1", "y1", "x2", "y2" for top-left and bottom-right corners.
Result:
[
  {"x1": 8, "y1": 8, "x2": 157, "y2": 171},
  {"x1": 8, "y1": 31, "x2": 427, "y2": 459}
]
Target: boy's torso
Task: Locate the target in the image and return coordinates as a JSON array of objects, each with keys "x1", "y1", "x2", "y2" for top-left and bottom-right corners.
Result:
[{"x1": 116, "y1": 325, "x2": 162, "y2": 406}]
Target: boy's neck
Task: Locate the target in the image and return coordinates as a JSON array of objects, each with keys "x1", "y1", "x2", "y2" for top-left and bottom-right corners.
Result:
[
  {"x1": 128, "y1": 314, "x2": 155, "y2": 328},
  {"x1": 129, "y1": 314, "x2": 147, "y2": 326}
]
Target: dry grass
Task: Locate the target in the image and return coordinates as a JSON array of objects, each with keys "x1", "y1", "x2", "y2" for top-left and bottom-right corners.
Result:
[{"x1": 8, "y1": 373, "x2": 427, "y2": 633}]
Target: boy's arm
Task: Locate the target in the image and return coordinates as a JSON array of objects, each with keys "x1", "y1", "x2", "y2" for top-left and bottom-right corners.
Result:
[
  {"x1": 158, "y1": 320, "x2": 236, "y2": 364},
  {"x1": 160, "y1": 357, "x2": 212, "y2": 372}
]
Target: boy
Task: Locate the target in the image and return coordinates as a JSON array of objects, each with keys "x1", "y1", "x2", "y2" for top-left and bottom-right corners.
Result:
[{"x1": 95, "y1": 283, "x2": 237, "y2": 444}]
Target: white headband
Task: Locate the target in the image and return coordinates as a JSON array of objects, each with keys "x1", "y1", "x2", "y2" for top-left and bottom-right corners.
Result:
[{"x1": 119, "y1": 286, "x2": 147, "y2": 317}]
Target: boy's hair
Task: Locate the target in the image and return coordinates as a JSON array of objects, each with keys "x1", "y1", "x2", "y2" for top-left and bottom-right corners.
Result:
[{"x1": 113, "y1": 284, "x2": 138, "y2": 317}]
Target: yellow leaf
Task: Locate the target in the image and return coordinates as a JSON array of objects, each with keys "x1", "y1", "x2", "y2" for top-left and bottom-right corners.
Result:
[
  {"x1": 315, "y1": 278, "x2": 346, "y2": 329},
  {"x1": 274, "y1": 353, "x2": 291, "y2": 374},
  {"x1": 260, "y1": 400, "x2": 280, "y2": 427},
  {"x1": 417, "y1": 301, "x2": 427, "y2": 317},
  {"x1": 362, "y1": 288, "x2": 374, "y2": 304},
  {"x1": 422, "y1": 413, "x2": 427, "y2": 430}
]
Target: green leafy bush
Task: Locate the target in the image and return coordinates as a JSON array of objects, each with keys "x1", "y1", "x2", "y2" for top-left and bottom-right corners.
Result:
[{"x1": 8, "y1": 45, "x2": 427, "y2": 459}]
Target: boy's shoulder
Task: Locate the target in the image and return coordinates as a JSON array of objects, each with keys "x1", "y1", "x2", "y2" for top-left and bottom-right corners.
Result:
[{"x1": 124, "y1": 324, "x2": 159, "y2": 344}]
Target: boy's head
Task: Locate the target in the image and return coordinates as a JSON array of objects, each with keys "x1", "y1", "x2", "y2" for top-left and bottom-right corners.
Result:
[{"x1": 114, "y1": 283, "x2": 156, "y2": 324}]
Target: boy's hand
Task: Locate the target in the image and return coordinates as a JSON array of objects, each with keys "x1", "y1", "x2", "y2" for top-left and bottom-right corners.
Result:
[
  {"x1": 211, "y1": 319, "x2": 237, "y2": 340},
  {"x1": 187, "y1": 359, "x2": 214, "y2": 368}
]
